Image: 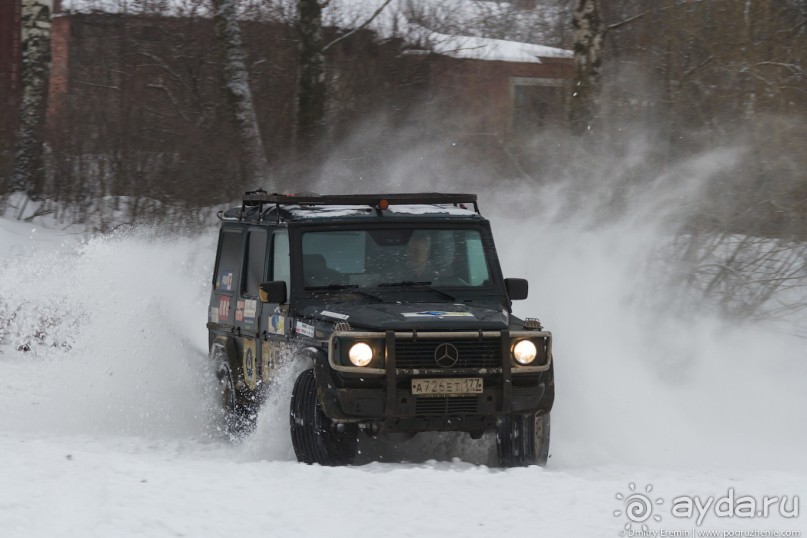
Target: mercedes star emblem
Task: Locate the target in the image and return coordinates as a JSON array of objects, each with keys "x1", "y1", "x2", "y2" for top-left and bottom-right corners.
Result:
[{"x1": 434, "y1": 343, "x2": 460, "y2": 368}]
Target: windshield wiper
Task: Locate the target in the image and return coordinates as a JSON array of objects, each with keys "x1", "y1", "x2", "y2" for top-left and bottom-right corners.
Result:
[
  {"x1": 305, "y1": 284, "x2": 359, "y2": 291},
  {"x1": 377, "y1": 281, "x2": 458, "y2": 301},
  {"x1": 305, "y1": 283, "x2": 383, "y2": 301},
  {"x1": 378, "y1": 281, "x2": 432, "y2": 287}
]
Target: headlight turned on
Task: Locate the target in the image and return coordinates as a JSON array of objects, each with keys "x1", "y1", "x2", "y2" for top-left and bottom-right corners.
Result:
[
  {"x1": 348, "y1": 342, "x2": 374, "y2": 367},
  {"x1": 513, "y1": 339, "x2": 538, "y2": 365}
]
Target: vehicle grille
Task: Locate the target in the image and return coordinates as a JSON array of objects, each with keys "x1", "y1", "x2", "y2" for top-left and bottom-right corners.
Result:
[
  {"x1": 395, "y1": 339, "x2": 501, "y2": 369},
  {"x1": 415, "y1": 397, "x2": 479, "y2": 415}
]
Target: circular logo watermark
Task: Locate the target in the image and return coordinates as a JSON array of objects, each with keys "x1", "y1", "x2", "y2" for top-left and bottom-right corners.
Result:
[{"x1": 614, "y1": 482, "x2": 664, "y2": 531}]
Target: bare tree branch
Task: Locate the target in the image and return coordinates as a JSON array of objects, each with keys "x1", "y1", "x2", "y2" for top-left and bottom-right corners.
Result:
[
  {"x1": 133, "y1": 51, "x2": 192, "y2": 93},
  {"x1": 754, "y1": 61, "x2": 804, "y2": 76},
  {"x1": 606, "y1": 10, "x2": 649, "y2": 32},
  {"x1": 323, "y1": 0, "x2": 394, "y2": 52},
  {"x1": 683, "y1": 54, "x2": 714, "y2": 78}
]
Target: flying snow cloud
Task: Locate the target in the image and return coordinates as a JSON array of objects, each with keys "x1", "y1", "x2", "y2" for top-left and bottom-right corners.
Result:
[
  {"x1": 0, "y1": 225, "x2": 217, "y2": 439},
  {"x1": 309, "y1": 123, "x2": 807, "y2": 471},
  {"x1": 1, "y1": 125, "x2": 805, "y2": 471}
]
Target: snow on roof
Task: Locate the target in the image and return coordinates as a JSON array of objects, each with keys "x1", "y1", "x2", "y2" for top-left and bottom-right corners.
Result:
[
  {"x1": 416, "y1": 30, "x2": 570, "y2": 62},
  {"x1": 60, "y1": 0, "x2": 211, "y2": 16},
  {"x1": 324, "y1": 0, "x2": 570, "y2": 62},
  {"x1": 60, "y1": 0, "x2": 571, "y2": 64},
  {"x1": 386, "y1": 204, "x2": 478, "y2": 216},
  {"x1": 284, "y1": 203, "x2": 478, "y2": 220},
  {"x1": 285, "y1": 205, "x2": 376, "y2": 220}
]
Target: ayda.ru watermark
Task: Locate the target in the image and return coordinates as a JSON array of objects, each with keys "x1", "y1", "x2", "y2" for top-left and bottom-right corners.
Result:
[
  {"x1": 614, "y1": 482, "x2": 800, "y2": 531},
  {"x1": 671, "y1": 488, "x2": 800, "y2": 526}
]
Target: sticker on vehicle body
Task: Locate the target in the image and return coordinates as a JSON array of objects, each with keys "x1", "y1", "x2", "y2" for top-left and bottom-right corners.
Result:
[
  {"x1": 261, "y1": 341, "x2": 284, "y2": 384},
  {"x1": 268, "y1": 308, "x2": 285, "y2": 335},
  {"x1": 243, "y1": 339, "x2": 258, "y2": 390},
  {"x1": 295, "y1": 321, "x2": 315, "y2": 338},
  {"x1": 235, "y1": 300, "x2": 245, "y2": 322},
  {"x1": 218, "y1": 297, "x2": 231, "y2": 321},
  {"x1": 402, "y1": 311, "x2": 475, "y2": 318},
  {"x1": 244, "y1": 299, "x2": 258, "y2": 325},
  {"x1": 217, "y1": 271, "x2": 233, "y2": 291},
  {"x1": 320, "y1": 310, "x2": 349, "y2": 320}
]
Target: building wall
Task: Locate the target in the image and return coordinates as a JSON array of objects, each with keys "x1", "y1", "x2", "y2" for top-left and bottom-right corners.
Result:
[
  {"x1": 0, "y1": 1, "x2": 22, "y2": 160},
  {"x1": 0, "y1": 2, "x2": 22, "y2": 108},
  {"x1": 8, "y1": 10, "x2": 573, "y2": 201},
  {"x1": 430, "y1": 55, "x2": 573, "y2": 137}
]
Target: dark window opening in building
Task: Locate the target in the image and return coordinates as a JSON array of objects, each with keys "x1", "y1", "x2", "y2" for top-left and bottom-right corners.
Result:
[{"x1": 510, "y1": 77, "x2": 566, "y2": 137}]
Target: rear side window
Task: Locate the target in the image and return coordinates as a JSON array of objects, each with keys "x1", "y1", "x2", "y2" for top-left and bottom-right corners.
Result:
[
  {"x1": 272, "y1": 230, "x2": 290, "y2": 288},
  {"x1": 215, "y1": 229, "x2": 242, "y2": 292},
  {"x1": 243, "y1": 229, "x2": 267, "y2": 298}
]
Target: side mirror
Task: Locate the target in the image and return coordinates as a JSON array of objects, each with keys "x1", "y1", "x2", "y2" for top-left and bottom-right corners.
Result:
[
  {"x1": 259, "y1": 281, "x2": 287, "y2": 304},
  {"x1": 504, "y1": 278, "x2": 528, "y2": 301}
]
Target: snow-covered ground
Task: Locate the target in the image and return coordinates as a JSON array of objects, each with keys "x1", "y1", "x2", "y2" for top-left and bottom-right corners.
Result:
[{"x1": 1, "y1": 178, "x2": 805, "y2": 536}]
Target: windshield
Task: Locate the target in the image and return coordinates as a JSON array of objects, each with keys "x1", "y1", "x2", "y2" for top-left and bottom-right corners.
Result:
[{"x1": 301, "y1": 228, "x2": 492, "y2": 289}]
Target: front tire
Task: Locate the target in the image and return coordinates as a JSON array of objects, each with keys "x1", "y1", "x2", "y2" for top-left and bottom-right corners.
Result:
[
  {"x1": 290, "y1": 369, "x2": 357, "y2": 466},
  {"x1": 496, "y1": 412, "x2": 550, "y2": 467}
]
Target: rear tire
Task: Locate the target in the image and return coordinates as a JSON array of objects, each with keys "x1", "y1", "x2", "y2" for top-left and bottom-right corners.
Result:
[
  {"x1": 216, "y1": 362, "x2": 255, "y2": 436},
  {"x1": 290, "y1": 369, "x2": 357, "y2": 466},
  {"x1": 496, "y1": 412, "x2": 550, "y2": 467}
]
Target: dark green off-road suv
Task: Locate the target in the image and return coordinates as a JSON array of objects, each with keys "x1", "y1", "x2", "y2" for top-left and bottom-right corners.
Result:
[{"x1": 206, "y1": 191, "x2": 554, "y2": 466}]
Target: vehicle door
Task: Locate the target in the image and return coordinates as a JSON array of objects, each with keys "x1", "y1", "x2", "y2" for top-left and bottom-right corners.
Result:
[
  {"x1": 259, "y1": 229, "x2": 290, "y2": 387},
  {"x1": 210, "y1": 226, "x2": 244, "y2": 337},
  {"x1": 235, "y1": 226, "x2": 268, "y2": 392}
]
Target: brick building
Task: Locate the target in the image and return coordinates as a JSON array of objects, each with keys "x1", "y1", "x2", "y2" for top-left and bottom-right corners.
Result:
[
  {"x1": 2, "y1": 1, "x2": 573, "y2": 201},
  {"x1": 0, "y1": 2, "x2": 22, "y2": 148}
]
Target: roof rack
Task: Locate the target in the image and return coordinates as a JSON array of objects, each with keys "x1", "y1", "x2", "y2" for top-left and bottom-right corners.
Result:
[{"x1": 240, "y1": 190, "x2": 480, "y2": 219}]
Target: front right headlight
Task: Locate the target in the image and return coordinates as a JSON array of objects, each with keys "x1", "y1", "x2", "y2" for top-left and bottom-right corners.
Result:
[
  {"x1": 348, "y1": 342, "x2": 374, "y2": 367},
  {"x1": 513, "y1": 339, "x2": 537, "y2": 365}
]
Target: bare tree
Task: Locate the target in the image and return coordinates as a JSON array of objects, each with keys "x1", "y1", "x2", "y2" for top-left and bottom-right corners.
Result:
[
  {"x1": 296, "y1": 0, "x2": 327, "y2": 155},
  {"x1": 295, "y1": 0, "x2": 393, "y2": 156},
  {"x1": 569, "y1": 0, "x2": 604, "y2": 135},
  {"x1": 10, "y1": 0, "x2": 53, "y2": 201},
  {"x1": 212, "y1": 0, "x2": 270, "y2": 185}
]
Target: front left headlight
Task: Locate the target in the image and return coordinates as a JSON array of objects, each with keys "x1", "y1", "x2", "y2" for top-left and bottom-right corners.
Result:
[
  {"x1": 513, "y1": 339, "x2": 537, "y2": 365},
  {"x1": 348, "y1": 342, "x2": 374, "y2": 367}
]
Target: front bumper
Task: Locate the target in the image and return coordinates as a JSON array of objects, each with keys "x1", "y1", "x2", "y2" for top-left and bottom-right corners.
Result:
[{"x1": 316, "y1": 330, "x2": 553, "y2": 428}]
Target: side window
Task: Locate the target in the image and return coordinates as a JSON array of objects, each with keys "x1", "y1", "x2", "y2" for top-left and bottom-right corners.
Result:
[
  {"x1": 215, "y1": 229, "x2": 242, "y2": 293},
  {"x1": 272, "y1": 230, "x2": 290, "y2": 288},
  {"x1": 243, "y1": 229, "x2": 267, "y2": 298}
]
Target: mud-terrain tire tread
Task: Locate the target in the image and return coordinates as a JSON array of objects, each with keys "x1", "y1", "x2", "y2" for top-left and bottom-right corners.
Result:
[
  {"x1": 497, "y1": 412, "x2": 550, "y2": 467},
  {"x1": 290, "y1": 369, "x2": 356, "y2": 466}
]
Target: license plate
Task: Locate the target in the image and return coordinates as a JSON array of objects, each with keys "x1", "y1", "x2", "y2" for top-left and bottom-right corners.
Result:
[{"x1": 411, "y1": 378, "x2": 483, "y2": 396}]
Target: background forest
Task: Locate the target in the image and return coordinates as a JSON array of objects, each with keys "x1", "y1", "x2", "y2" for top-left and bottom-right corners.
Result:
[{"x1": 2, "y1": 0, "x2": 807, "y2": 326}]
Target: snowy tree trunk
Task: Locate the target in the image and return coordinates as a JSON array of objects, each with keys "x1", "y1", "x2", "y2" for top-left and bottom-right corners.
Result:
[
  {"x1": 212, "y1": 0, "x2": 270, "y2": 186},
  {"x1": 10, "y1": 0, "x2": 53, "y2": 198},
  {"x1": 570, "y1": 0, "x2": 605, "y2": 135},
  {"x1": 296, "y1": 0, "x2": 326, "y2": 155}
]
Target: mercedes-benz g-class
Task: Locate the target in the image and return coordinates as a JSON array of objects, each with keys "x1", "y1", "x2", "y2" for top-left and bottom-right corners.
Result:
[{"x1": 206, "y1": 191, "x2": 554, "y2": 466}]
